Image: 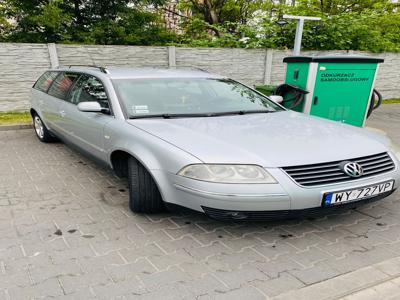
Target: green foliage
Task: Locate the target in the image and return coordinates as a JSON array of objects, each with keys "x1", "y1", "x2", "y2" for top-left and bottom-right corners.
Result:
[
  {"x1": 28, "y1": 0, "x2": 71, "y2": 42},
  {"x1": 71, "y1": 7, "x2": 176, "y2": 45},
  {"x1": 0, "y1": 0, "x2": 399, "y2": 52},
  {"x1": 0, "y1": 16, "x2": 11, "y2": 41},
  {"x1": 0, "y1": 0, "x2": 176, "y2": 44},
  {"x1": 177, "y1": 0, "x2": 400, "y2": 52}
]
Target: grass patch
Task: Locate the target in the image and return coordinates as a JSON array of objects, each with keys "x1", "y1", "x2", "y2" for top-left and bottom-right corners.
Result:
[
  {"x1": 383, "y1": 99, "x2": 400, "y2": 104},
  {"x1": 0, "y1": 111, "x2": 31, "y2": 125}
]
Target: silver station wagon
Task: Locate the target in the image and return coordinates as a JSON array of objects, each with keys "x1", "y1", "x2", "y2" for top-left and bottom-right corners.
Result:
[{"x1": 30, "y1": 66, "x2": 400, "y2": 220}]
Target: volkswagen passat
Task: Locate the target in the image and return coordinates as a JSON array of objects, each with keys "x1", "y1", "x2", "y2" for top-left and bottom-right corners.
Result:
[{"x1": 30, "y1": 66, "x2": 400, "y2": 220}]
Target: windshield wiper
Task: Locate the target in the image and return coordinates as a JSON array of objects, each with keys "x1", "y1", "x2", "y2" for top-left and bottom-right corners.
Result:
[
  {"x1": 128, "y1": 110, "x2": 274, "y2": 119},
  {"x1": 206, "y1": 110, "x2": 274, "y2": 117},
  {"x1": 129, "y1": 113, "x2": 213, "y2": 119}
]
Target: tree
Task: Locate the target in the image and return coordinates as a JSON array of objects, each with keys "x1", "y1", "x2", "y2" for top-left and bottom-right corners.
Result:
[
  {"x1": 0, "y1": 0, "x2": 177, "y2": 44},
  {"x1": 0, "y1": 0, "x2": 399, "y2": 53},
  {"x1": 176, "y1": 0, "x2": 400, "y2": 53},
  {"x1": 280, "y1": 0, "x2": 400, "y2": 52},
  {"x1": 0, "y1": 6, "x2": 12, "y2": 41},
  {"x1": 176, "y1": 0, "x2": 265, "y2": 38},
  {"x1": 181, "y1": 0, "x2": 264, "y2": 25},
  {"x1": 0, "y1": 0, "x2": 71, "y2": 42},
  {"x1": 289, "y1": 0, "x2": 397, "y2": 15}
]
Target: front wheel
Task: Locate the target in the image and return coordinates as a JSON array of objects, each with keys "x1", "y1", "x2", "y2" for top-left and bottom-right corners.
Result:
[
  {"x1": 128, "y1": 157, "x2": 165, "y2": 213},
  {"x1": 32, "y1": 113, "x2": 55, "y2": 143}
]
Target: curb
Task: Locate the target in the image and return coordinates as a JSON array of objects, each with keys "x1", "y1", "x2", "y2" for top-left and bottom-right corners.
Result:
[
  {"x1": 271, "y1": 256, "x2": 400, "y2": 300},
  {"x1": 0, "y1": 124, "x2": 32, "y2": 131}
]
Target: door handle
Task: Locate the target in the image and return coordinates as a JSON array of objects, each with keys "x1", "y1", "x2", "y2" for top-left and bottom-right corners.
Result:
[
  {"x1": 60, "y1": 110, "x2": 66, "y2": 117},
  {"x1": 313, "y1": 96, "x2": 318, "y2": 105}
]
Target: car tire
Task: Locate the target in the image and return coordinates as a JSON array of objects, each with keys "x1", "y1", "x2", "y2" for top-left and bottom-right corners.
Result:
[
  {"x1": 32, "y1": 113, "x2": 55, "y2": 143},
  {"x1": 128, "y1": 157, "x2": 165, "y2": 213}
]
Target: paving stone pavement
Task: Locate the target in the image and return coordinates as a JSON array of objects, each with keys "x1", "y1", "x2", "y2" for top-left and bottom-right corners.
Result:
[
  {"x1": 0, "y1": 104, "x2": 399, "y2": 300},
  {"x1": 271, "y1": 256, "x2": 400, "y2": 300}
]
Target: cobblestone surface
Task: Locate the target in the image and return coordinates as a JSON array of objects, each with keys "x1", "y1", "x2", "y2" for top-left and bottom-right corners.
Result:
[
  {"x1": 0, "y1": 104, "x2": 399, "y2": 299},
  {"x1": 272, "y1": 256, "x2": 400, "y2": 300}
]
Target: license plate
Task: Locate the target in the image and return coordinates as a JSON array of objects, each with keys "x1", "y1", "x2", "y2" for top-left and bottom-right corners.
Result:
[{"x1": 323, "y1": 180, "x2": 394, "y2": 206}]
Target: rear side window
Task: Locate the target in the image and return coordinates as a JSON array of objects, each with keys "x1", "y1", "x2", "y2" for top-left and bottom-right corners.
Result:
[
  {"x1": 33, "y1": 71, "x2": 59, "y2": 92},
  {"x1": 48, "y1": 72, "x2": 80, "y2": 100}
]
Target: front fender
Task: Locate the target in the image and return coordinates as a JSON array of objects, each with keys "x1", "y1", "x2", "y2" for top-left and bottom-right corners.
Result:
[
  {"x1": 30, "y1": 89, "x2": 44, "y2": 118},
  {"x1": 104, "y1": 120, "x2": 202, "y2": 174}
]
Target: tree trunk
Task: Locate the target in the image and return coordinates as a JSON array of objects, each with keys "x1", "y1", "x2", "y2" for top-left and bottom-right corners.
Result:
[
  {"x1": 204, "y1": 0, "x2": 219, "y2": 24},
  {"x1": 74, "y1": 0, "x2": 83, "y2": 26}
]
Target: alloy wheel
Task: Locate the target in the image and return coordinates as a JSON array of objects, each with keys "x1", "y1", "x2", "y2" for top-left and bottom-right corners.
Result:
[{"x1": 34, "y1": 116, "x2": 44, "y2": 139}]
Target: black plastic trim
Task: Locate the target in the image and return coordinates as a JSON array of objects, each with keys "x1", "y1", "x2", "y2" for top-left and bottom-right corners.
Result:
[
  {"x1": 202, "y1": 189, "x2": 395, "y2": 221},
  {"x1": 283, "y1": 56, "x2": 384, "y2": 63}
]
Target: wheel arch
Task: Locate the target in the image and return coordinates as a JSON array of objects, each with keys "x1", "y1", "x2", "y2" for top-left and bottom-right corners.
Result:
[
  {"x1": 30, "y1": 108, "x2": 46, "y2": 125},
  {"x1": 109, "y1": 149, "x2": 167, "y2": 203},
  {"x1": 109, "y1": 149, "x2": 159, "y2": 179},
  {"x1": 110, "y1": 150, "x2": 131, "y2": 178},
  {"x1": 30, "y1": 108, "x2": 38, "y2": 118}
]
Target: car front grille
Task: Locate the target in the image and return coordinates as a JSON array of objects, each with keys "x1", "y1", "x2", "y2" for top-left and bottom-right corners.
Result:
[{"x1": 282, "y1": 152, "x2": 395, "y2": 187}]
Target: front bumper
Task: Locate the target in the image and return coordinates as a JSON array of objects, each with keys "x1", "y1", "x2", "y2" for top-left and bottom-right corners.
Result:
[
  {"x1": 151, "y1": 165, "x2": 400, "y2": 217},
  {"x1": 202, "y1": 190, "x2": 395, "y2": 221}
]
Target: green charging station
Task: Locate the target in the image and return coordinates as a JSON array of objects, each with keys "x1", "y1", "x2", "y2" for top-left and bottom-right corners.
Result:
[{"x1": 280, "y1": 55, "x2": 384, "y2": 127}]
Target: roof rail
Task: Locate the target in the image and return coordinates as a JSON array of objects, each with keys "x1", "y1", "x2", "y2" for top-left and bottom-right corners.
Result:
[{"x1": 66, "y1": 65, "x2": 109, "y2": 74}]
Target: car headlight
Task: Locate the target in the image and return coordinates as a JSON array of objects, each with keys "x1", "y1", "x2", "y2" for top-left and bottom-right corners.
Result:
[
  {"x1": 177, "y1": 164, "x2": 277, "y2": 184},
  {"x1": 389, "y1": 143, "x2": 400, "y2": 161}
]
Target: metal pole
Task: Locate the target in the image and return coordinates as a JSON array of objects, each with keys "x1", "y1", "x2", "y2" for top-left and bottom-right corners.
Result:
[
  {"x1": 282, "y1": 15, "x2": 320, "y2": 56},
  {"x1": 293, "y1": 18, "x2": 304, "y2": 56}
]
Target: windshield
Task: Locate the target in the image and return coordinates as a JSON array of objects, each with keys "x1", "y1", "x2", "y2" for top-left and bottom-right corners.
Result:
[{"x1": 112, "y1": 78, "x2": 284, "y2": 118}]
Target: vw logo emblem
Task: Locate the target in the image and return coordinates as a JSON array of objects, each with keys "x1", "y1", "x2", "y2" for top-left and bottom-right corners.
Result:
[{"x1": 341, "y1": 162, "x2": 364, "y2": 178}]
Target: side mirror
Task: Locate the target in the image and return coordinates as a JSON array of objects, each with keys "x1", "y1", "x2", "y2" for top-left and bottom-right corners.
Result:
[
  {"x1": 269, "y1": 95, "x2": 284, "y2": 104},
  {"x1": 78, "y1": 101, "x2": 103, "y2": 113}
]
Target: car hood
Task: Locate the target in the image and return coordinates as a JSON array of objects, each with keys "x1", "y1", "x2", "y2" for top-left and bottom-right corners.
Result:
[{"x1": 127, "y1": 111, "x2": 389, "y2": 167}]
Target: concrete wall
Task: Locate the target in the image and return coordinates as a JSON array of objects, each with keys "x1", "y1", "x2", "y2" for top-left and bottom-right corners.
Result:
[
  {"x1": 0, "y1": 43, "x2": 399, "y2": 111},
  {"x1": 0, "y1": 43, "x2": 50, "y2": 111}
]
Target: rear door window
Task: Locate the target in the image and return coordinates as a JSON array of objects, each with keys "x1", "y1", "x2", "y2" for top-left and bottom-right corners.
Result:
[
  {"x1": 33, "y1": 71, "x2": 59, "y2": 93},
  {"x1": 48, "y1": 72, "x2": 80, "y2": 100}
]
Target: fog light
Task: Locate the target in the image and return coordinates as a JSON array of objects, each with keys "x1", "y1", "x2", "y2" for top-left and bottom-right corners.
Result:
[{"x1": 227, "y1": 211, "x2": 248, "y2": 220}]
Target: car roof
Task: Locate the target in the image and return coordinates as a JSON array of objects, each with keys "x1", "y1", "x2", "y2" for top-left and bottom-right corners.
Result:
[{"x1": 53, "y1": 66, "x2": 225, "y2": 80}]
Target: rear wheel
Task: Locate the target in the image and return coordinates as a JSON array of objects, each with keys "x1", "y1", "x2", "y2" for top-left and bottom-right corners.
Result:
[
  {"x1": 128, "y1": 157, "x2": 165, "y2": 213},
  {"x1": 32, "y1": 113, "x2": 55, "y2": 143}
]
